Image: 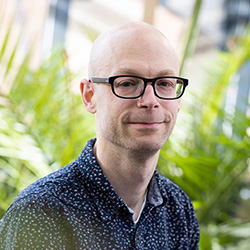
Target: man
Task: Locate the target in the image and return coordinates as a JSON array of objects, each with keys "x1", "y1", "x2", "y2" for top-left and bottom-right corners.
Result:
[{"x1": 0, "y1": 21, "x2": 199, "y2": 249}]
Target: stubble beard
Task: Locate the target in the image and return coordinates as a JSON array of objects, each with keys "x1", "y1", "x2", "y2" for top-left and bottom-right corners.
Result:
[{"x1": 101, "y1": 119, "x2": 176, "y2": 160}]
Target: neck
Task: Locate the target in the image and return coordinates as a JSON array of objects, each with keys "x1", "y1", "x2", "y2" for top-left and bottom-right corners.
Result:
[{"x1": 93, "y1": 138, "x2": 160, "y2": 221}]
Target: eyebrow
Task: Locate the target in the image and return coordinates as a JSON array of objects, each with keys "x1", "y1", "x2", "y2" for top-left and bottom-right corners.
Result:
[{"x1": 113, "y1": 68, "x2": 177, "y2": 77}]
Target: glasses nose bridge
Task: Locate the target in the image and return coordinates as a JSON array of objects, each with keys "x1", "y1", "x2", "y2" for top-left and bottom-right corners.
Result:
[
  {"x1": 143, "y1": 77, "x2": 154, "y2": 84},
  {"x1": 141, "y1": 77, "x2": 157, "y2": 97},
  {"x1": 143, "y1": 78, "x2": 156, "y2": 89}
]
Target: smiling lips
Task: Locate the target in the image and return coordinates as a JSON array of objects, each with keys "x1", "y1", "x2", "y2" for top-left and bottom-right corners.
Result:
[
  {"x1": 129, "y1": 121, "x2": 164, "y2": 129},
  {"x1": 125, "y1": 113, "x2": 171, "y2": 128}
]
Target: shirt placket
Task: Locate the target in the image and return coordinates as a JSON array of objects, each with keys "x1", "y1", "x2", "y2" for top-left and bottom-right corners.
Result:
[{"x1": 132, "y1": 203, "x2": 155, "y2": 249}]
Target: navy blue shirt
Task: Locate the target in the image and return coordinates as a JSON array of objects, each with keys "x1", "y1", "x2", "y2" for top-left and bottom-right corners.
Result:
[{"x1": 0, "y1": 139, "x2": 199, "y2": 249}]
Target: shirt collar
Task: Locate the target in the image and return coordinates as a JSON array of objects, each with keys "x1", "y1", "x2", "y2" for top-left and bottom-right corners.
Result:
[
  {"x1": 147, "y1": 171, "x2": 165, "y2": 206},
  {"x1": 77, "y1": 138, "x2": 166, "y2": 221}
]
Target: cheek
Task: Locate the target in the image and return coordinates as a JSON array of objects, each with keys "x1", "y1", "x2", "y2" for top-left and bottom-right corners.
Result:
[
  {"x1": 95, "y1": 87, "x2": 132, "y2": 118},
  {"x1": 94, "y1": 91, "x2": 118, "y2": 125},
  {"x1": 95, "y1": 87, "x2": 110, "y2": 112},
  {"x1": 164, "y1": 100, "x2": 180, "y2": 116}
]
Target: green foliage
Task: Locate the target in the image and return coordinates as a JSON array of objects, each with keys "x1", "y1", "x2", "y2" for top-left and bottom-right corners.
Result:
[
  {"x1": 158, "y1": 27, "x2": 250, "y2": 249},
  {"x1": 1, "y1": 2, "x2": 250, "y2": 249},
  {"x1": 180, "y1": 0, "x2": 203, "y2": 76},
  {"x1": 0, "y1": 23, "x2": 95, "y2": 217}
]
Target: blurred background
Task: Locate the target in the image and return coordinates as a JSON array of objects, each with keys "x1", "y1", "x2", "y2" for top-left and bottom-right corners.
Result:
[{"x1": 0, "y1": 0, "x2": 250, "y2": 249}]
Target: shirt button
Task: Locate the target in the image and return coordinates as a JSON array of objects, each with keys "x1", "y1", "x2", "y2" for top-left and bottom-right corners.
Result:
[{"x1": 137, "y1": 235, "x2": 141, "y2": 243}]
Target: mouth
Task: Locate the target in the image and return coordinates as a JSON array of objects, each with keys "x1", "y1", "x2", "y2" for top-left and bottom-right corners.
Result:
[{"x1": 129, "y1": 122, "x2": 163, "y2": 129}]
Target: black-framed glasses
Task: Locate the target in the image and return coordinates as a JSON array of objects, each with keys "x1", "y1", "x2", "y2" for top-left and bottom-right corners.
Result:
[{"x1": 90, "y1": 75, "x2": 188, "y2": 100}]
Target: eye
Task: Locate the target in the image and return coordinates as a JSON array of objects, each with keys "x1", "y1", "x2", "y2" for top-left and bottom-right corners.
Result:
[
  {"x1": 120, "y1": 81, "x2": 134, "y2": 87},
  {"x1": 158, "y1": 81, "x2": 170, "y2": 87},
  {"x1": 115, "y1": 77, "x2": 138, "y2": 88},
  {"x1": 157, "y1": 79, "x2": 175, "y2": 88}
]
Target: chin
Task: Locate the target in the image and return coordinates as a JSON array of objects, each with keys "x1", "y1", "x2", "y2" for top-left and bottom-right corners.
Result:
[{"x1": 130, "y1": 138, "x2": 165, "y2": 154}]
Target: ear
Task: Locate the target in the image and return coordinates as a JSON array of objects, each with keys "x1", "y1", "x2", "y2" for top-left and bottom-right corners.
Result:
[{"x1": 80, "y1": 79, "x2": 96, "y2": 114}]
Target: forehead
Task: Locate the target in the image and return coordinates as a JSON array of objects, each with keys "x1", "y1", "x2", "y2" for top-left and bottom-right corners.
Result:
[
  {"x1": 113, "y1": 67, "x2": 176, "y2": 77},
  {"x1": 89, "y1": 23, "x2": 179, "y2": 77},
  {"x1": 111, "y1": 39, "x2": 179, "y2": 77}
]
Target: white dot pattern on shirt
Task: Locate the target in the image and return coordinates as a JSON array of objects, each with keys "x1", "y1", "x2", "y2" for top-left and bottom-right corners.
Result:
[{"x1": 0, "y1": 138, "x2": 199, "y2": 249}]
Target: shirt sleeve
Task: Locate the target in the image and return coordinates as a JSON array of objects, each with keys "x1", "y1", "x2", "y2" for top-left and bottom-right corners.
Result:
[
  {"x1": 184, "y1": 194, "x2": 200, "y2": 250},
  {"x1": 0, "y1": 201, "x2": 75, "y2": 250}
]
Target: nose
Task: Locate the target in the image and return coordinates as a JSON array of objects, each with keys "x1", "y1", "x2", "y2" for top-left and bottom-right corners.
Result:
[{"x1": 137, "y1": 84, "x2": 160, "y2": 109}]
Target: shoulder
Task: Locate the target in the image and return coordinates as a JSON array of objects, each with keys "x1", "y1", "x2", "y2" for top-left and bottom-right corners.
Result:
[
  {"x1": 157, "y1": 173, "x2": 200, "y2": 247},
  {"x1": 157, "y1": 174, "x2": 192, "y2": 205},
  {"x1": 156, "y1": 173, "x2": 198, "y2": 224},
  {"x1": 11, "y1": 160, "x2": 81, "y2": 209},
  {"x1": 0, "y1": 160, "x2": 83, "y2": 248},
  {"x1": 4, "y1": 138, "x2": 98, "y2": 216},
  {"x1": 0, "y1": 164, "x2": 78, "y2": 249},
  {"x1": 5, "y1": 151, "x2": 96, "y2": 222}
]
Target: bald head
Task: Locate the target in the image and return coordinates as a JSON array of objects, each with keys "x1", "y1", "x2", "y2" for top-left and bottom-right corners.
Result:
[
  {"x1": 88, "y1": 21, "x2": 179, "y2": 78},
  {"x1": 80, "y1": 21, "x2": 182, "y2": 155}
]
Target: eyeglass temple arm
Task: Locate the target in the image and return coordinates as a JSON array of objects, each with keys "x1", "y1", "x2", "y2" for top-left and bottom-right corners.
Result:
[{"x1": 90, "y1": 77, "x2": 109, "y2": 83}]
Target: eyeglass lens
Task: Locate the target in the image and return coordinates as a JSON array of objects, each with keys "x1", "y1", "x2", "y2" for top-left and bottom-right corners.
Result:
[{"x1": 113, "y1": 76, "x2": 184, "y2": 99}]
